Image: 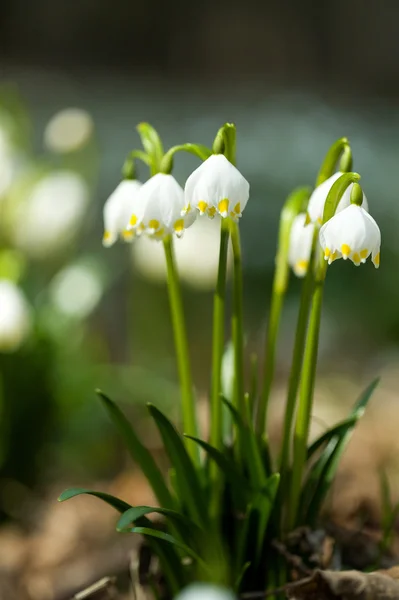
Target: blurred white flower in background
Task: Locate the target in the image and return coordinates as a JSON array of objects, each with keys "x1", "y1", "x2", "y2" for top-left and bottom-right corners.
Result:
[
  {"x1": 11, "y1": 171, "x2": 89, "y2": 258},
  {"x1": 132, "y1": 216, "x2": 232, "y2": 290},
  {"x1": 174, "y1": 583, "x2": 236, "y2": 600},
  {"x1": 44, "y1": 108, "x2": 94, "y2": 153},
  {"x1": 50, "y1": 262, "x2": 103, "y2": 320},
  {"x1": 0, "y1": 280, "x2": 31, "y2": 352}
]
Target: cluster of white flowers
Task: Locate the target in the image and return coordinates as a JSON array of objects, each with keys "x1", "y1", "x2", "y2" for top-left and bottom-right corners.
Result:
[
  {"x1": 103, "y1": 154, "x2": 250, "y2": 247},
  {"x1": 288, "y1": 172, "x2": 381, "y2": 276}
]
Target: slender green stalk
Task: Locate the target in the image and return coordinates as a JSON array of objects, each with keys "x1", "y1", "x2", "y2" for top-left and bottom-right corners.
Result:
[
  {"x1": 163, "y1": 236, "x2": 199, "y2": 466},
  {"x1": 257, "y1": 289, "x2": 285, "y2": 436},
  {"x1": 256, "y1": 187, "x2": 310, "y2": 436},
  {"x1": 279, "y1": 263, "x2": 314, "y2": 489},
  {"x1": 210, "y1": 219, "x2": 230, "y2": 452},
  {"x1": 230, "y1": 220, "x2": 245, "y2": 419},
  {"x1": 288, "y1": 267, "x2": 325, "y2": 529},
  {"x1": 209, "y1": 219, "x2": 230, "y2": 514}
]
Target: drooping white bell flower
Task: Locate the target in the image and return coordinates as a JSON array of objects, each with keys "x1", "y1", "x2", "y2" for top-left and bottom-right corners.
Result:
[
  {"x1": 319, "y1": 204, "x2": 381, "y2": 268},
  {"x1": 103, "y1": 179, "x2": 143, "y2": 247},
  {"x1": 307, "y1": 172, "x2": 369, "y2": 224},
  {"x1": 183, "y1": 154, "x2": 250, "y2": 220},
  {"x1": 12, "y1": 171, "x2": 89, "y2": 258},
  {"x1": 174, "y1": 583, "x2": 236, "y2": 600},
  {"x1": 0, "y1": 280, "x2": 31, "y2": 352},
  {"x1": 288, "y1": 213, "x2": 315, "y2": 277},
  {"x1": 131, "y1": 173, "x2": 196, "y2": 240}
]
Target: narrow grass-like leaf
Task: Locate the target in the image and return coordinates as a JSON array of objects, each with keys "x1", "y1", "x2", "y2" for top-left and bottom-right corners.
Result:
[
  {"x1": 147, "y1": 404, "x2": 207, "y2": 526},
  {"x1": 307, "y1": 415, "x2": 358, "y2": 459},
  {"x1": 222, "y1": 396, "x2": 267, "y2": 489},
  {"x1": 58, "y1": 488, "x2": 132, "y2": 513},
  {"x1": 235, "y1": 561, "x2": 251, "y2": 592},
  {"x1": 117, "y1": 506, "x2": 203, "y2": 538},
  {"x1": 253, "y1": 473, "x2": 280, "y2": 565},
  {"x1": 58, "y1": 488, "x2": 184, "y2": 594},
  {"x1": 129, "y1": 527, "x2": 210, "y2": 573},
  {"x1": 97, "y1": 391, "x2": 174, "y2": 509},
  {"x1": 185, "y1": 435, "x2": 248, "y2": 508},
  {"x1": 302, "y1": 378, "x2": 379, "y2": 525}
]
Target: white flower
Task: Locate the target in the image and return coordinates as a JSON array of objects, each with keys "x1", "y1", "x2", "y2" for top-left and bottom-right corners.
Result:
[
  {"x1": 44, "y1": 108, "x2": 94, "y2": 153},
  {"x1": 288, "y1": 213, "x2": 315, "y2": 277},
  {"x1": 103, "y1": 179, "x2": 143, "y2": 247},
  {"x1": 132, "y1": 216, "x2": 233, "y2": 289},
  {"x1": 174, "y1": 583, "x2": 236, "y2": 600},
  {"x1": 307, "y1": 172, "x2": 369, "y2": 224},
  {"x1": 12, "y1": 171, "x2": 89, "y2": 258},
  {"x1": 50, "y1": 263, "x2": 103, "y2": 319},
  {"x1": 132, "y1": 173, "x2": 196, "y2": 240},
  {"x1": 184, "y1": 154, "x2": 250, "y2": 220},
  {"x1": 0, "y1": 280, "x2": 31, "y2": 352},
  {"x1": 319, "y1": 204, "x2": 381, "y2": 268}
]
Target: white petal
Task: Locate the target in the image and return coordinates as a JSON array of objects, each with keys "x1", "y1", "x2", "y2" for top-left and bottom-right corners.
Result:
[
  {"x1": 184, "y1": 154, "x2": 250, "y2": 219},
  {"x1": 319, "y1": 204, "x2": 380, "y2": 266},
  {"x1": 103, "y1": 179, "x2": 143, "y2": 245},
  {"x1": 288, "y1": 213, "x2": 315, "y2": 277},
  {"x1": 308, "y1": 172, "x2": 369, "y2": 224}
]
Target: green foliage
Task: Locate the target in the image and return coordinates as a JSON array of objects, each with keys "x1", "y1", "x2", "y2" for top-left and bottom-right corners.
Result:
[{"x1": 59, "y1": 132, "x2": 381, "y2": 597}]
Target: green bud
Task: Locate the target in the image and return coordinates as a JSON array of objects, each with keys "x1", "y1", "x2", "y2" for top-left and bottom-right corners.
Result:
[
  {"x1": 339, "y1": 144, "x2": 353, "y2": 173},
  {"x1": 350, "y1": 182, "x2": 364, "y2": 206},
  {"x1": 136, "y1": 122, "x2": 164, "y2": 175},
  {"x1": 121, "y1": 158, "x2": 136, "y2": 180},
  {"x1": 212, "y1": 123, "x2": 236, "y2": 164}
]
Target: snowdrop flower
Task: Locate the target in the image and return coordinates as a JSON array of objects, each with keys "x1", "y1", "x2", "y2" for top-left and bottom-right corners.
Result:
[
  {"x1": 174, "y1": 583, "x2": 236, "y2": 600},
  {"x1": 184, "y1": 154, "x2": 250, "y2": 220},
  {"x1": 12, "y1": 171, "x2": 89, "y2": 258},
  {"x1": 50, "y1": 262, "x2": 103, "y2": 319},
  {"x1": 0, "y1": 280, "x2": 31, "y2": 352},
  {"x1": 307, "y1": 172, "x2": 368, "y2": 224},
  {"x1": 288, "y1": 213, "x2": 315, "y2": 277},
  {"x1": 319, "y1": 204, "x2": 381, "y2": 268},
  {"x1": 130, "y1": 173, "x2": 195, "y2": 240},
  {"x1": 103, "y1": 180, "x2": 143, "y2": 247},
  {"x1": 44, "y1": 108, "x2": 94, "y2": 153}
]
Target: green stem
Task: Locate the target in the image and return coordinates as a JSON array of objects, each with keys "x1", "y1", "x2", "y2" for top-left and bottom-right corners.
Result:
[
  {"x1": 163, "y1": 236, "x2": 199, "y2": 466},
  {"x1": 279, "y1": 266, "x2": 314, "y2": 492},
  {"x1": 230, "y1": 220, "x2": 245, "y2": 418},
  {"x1": 288, "y1": 272, "x2": 325, "y2": 529},
  {"x1": 256, "y1": 289, "x2": 284, "y2": 436},
  {"x1": 209, "y1": 219, "x2": 230, "y2": 511}
]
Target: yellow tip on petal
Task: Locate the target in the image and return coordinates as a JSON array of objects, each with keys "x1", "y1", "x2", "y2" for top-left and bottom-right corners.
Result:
[
  {"x1": 174, "y1": 219, "x2": 184, "y2": 233},
  {"x1": 324, "y1": 247, "x2": 331, "y2": 258},
  {"x1": 294, "y1": 259, "x2": 308, "y2": 276},
  {"x1": 208, "y1": 206, "x2": 216, "y2": 218},
  {"x1": 197, "y1": 201, "x2": 208, "y2": 215},
  {"x1": 373, "y1": 252, "x2": 380, "y2": 268},
  {"x1": 218, "y1": 199, "x2": 229, "y2": 217},
  {"x1": 130, "y1": 214, "x2": 138, "y2": 227},
  {"x1": 341, "y1": 243, "x2": 351, "y2": 259},
  {"x1": 352, "y1": 252, "x2": 360, "y2": 265},
  {"x1": 181, "y1": 203, "x2": 191, "y2": 215},
  {"x1": 148, "y1": 219, "x2": 160, "y2": 231},
  {"x1": 328, "y1": 251, "x2": 338, "y2": 265},
  {"x1": 102, "y1": 230, "x2": 114, "y2": 247}
]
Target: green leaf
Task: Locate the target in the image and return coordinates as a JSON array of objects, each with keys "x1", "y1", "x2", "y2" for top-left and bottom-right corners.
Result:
[
  {"x1": 235, "y1": 561, "x2": 251, "y2": 592},
  {"x1": 185, "y1": 435, "x2": 248, "y2": 508},
  {"x1": 307, "y1": 415, "x2": 358, "y2": 459},
  {"x1": 129, "y1": 527, "x2": 210, "y2": 573},
  {"x1": 58, "y1": 488, "x2": 132, "y2": 513},
  {"x1": 222, "y1": 396, "x2": 267, "y2": 489},
  {"x1": 97, "y1": 391, "x2": 174, "y2": 509},
  {"x1": 117, "y1": 506, "x2": 203, "y2": 539},
  {"x1": 253, "y1": 473, "x2": 280, "y2": 565},
  {"x1": 302, "y1": 378, "x2": 379, "y2": 525},
  {"x1": 147, "y1": 404, "x2": 207, "y2": 526},
  {"x1": 136, "y1": 123, "x2": 164, "y2": 173}
]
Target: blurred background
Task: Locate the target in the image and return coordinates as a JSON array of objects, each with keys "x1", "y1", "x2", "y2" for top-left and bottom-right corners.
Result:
[{"x1": 1, "y1": 0, "x2": 399, "y2": 598}]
